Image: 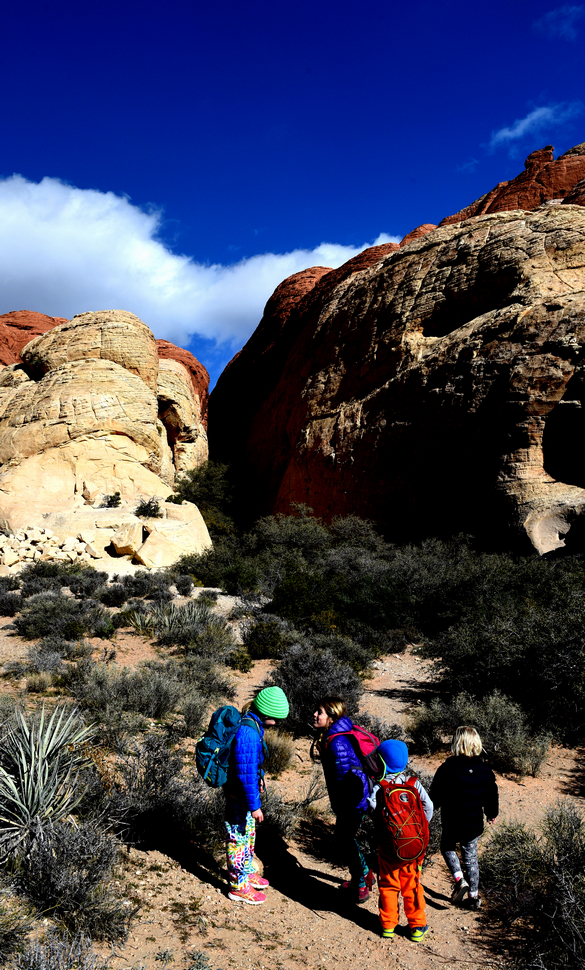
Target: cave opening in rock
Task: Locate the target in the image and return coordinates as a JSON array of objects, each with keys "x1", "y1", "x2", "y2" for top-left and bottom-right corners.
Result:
[
  {"x1": 421, "y1": 266, "x2": 520, "y2": 338},
  {"x1": 543, "y1": 374, "x2": 585, "y2": 487}
]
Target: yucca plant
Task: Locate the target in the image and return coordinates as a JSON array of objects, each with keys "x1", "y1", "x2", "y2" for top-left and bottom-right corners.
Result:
[
  {"x1": 0, "y1": 705, "x2": 95, "y2": 858},
  {"x1": 126, "y1": 608, "x2": 155, "y2": 636}
]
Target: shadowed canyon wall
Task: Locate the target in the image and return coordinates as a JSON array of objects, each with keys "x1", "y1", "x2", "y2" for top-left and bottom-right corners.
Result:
[{"x1": 210, "y1": 143, "x2": 585, "y2": 554}]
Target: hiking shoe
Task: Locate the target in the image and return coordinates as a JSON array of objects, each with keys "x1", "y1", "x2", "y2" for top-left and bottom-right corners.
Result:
[
  {"x1": 410, "y1": 925, "x2": 429, "y2": 943},
  {"x1": 381, "y1": 927, "x2": 395, "y2": 939},
  {"x1": 356, "y1": 869, "x2": 375, "y2": 902},
  {"x1": 468, "y1": 895, "x2": 482, "y2": 911},
  {"x1": 227, "y1": 887, "x2": 266, "y2": 904},
  {"x1": 451, "y1": 877, "x2": 469, "y2": 905},
  {"x1": 249, "y1": 875, "x2": 269, "y2": 889}
]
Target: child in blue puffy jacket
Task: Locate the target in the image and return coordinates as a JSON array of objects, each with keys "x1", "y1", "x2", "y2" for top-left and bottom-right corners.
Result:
[
  {"x1": 312, "y1": 696, "x2": 374, "y2": 903},
  {"x1": 224, "y1": 686, "x2": 289, "y2": 904}
]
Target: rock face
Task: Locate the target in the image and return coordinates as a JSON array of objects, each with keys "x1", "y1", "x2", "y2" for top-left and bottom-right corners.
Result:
[
  {"x1": 0, "y1": 310, "x2": 211, "y2": 565},
  {"x1": 440, "y1": 143, "x2": 585, "y2": 226},
  {"x1": 0, "y1": 311, "x2": 69, "y2": 367},
  {"x1": 157, "y1": 357, "x2": 209, "y2": 473},
  {"x1": 156, "y1": 339, "x2": 210, "y2": 428},
  {"x1": 211, "y1": 201, "x2": 585, "y2": 554}
]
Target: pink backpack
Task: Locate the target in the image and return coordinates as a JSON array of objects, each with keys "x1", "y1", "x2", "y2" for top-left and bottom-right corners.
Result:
[{"x1": 325, "y1": 725, "x2": 381, "y2": 776}]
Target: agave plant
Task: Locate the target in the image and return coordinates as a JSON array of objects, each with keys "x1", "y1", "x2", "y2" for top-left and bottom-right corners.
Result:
[{"x1": 0, "y1": 705, "x2": 95, "y2": 858}]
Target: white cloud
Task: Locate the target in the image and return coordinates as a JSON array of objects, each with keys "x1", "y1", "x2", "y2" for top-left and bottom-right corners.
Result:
[
  {"x1": 533, "y1": 5, "x2": 583, "y2": 40},
  {"x1": 0, "y1": 175, "x2": 399, "y2": 350},
  {"x1": 488, "y1": 102, "x2": 584, "y2": 151}
]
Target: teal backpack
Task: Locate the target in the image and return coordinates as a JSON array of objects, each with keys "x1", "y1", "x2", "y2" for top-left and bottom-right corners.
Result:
[{"x1": 196, "y1": 705, "x2": 260, "y2": 788}]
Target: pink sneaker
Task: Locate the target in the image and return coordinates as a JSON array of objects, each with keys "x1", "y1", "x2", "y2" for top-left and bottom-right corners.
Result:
[
  {"x1": 228, "y1": 886, "x2": 266, "y2": 905},
  {"x1": 249, "y1": 875, "x2": 269, "y2": 889},
  {"x1": 341, "y1": 870, "x2": 376, "y2": 903}
]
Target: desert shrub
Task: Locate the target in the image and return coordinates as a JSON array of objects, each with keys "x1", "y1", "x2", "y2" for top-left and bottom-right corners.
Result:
[
  {"x1": 153, "y1": 601, "x2": 236, "y2": 660},
  {"x1": 265, "y1": 643, "x2": 364, "y2": 736},
  {"x1": 0, "y1": 887, "x2": 32, "y2": 962},
  {"x1": 116, "y1": 571, "x2": 152, "y2": 598},
  {"x1": 11, "y1": 821, "x2": 131, "y2": 942},
  {"x1": 28, "y1": 634, "x2": 93, "y2": 662},
  {"x1": 0, "y1": 705, "x2": 94, "y2": 858},
  {"x1": 96, "y1": 583, "x2": 127, "y2": 607},
  {"x1": 18, "y1": 561, "x2": 90, "y2": 598},
  {"x1": 10, "y1": 930, "x2": 109, "y2": 970},
  {"x1": 19, "y1": 577, "x2": 64, "y2": 599},
  {"x1": 181, "y1": 691, "x2": 209, "y2": 737},
  {"x1": 243, "y1": 615, "x2": 296, "y2": 660},
  {"x1": 14, "y1": 593, "x2": 109, "y2": 641},
  {"x1": 69, "y1": 662, "x2": 184, "y2": 720},
  {"x1": 168, "y1": 655, "x2": 236, "y2": 701},
  {"x1": 407, "y1": 691, "x2": 550, "y2": 776},
  {"x1": 174, "y1": 574, "x2": 194, "y2": 596},
  {"x1": 66, "y1": 570, "x2": 109, "y2": 600},
  {"x1": 143, "y1": 573, "x2": 174, "y2": 603},
  {"x1": 173, "y1": 540, "x2": 263, "y2": 596},
  {"x1": 0, "y1": 575, "x2": 20, "y2": 593},
  {"x1": 168, "y1": 460, "x2": 235, "y2": 538},
  {"x1": 0, "y1": 593, "x2": 21, "y2": 617},
  {"x1": 27, "y1": 642, "x2": 64, "y2": 675},
  {"x1": 481, "y1": 802, "x2": 585, "y2": 970},
  {"x1": 263, "y1": 729, "x2": 295, "y2": 776},
  {"x1": 100, "y1": 492, "x2": 121, "y2": 508},
  {"x1": 183, "y1": 951, "x2": 213, "y2": 970},
  {"x1": 227, "y1": 646, "x2": 253, "y2": 672},
  {"x1": 304, "y1": 631, "x2": 375, "y2": 674},
  {"x1": 134, "y1": 497, "x2": 162, "y2": 518},
  {"x1": 25, "y1": 671, "x2": 54, "y2": 693},
  {"x1": 110, "y1": 734, "x2": 226, "y2": 852},
  {"x1": 425, "y1": 593, "x2": 585, "y2": 741}
]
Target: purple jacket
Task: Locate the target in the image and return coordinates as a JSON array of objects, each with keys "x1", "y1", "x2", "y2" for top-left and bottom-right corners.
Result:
[{"x1": 322, "y1": 715, "x2": 369, "y2": 815}]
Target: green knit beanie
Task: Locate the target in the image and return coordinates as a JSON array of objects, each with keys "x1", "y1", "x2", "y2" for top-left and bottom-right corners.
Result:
[{"x1": 253, "y1": 686, "x2": 289, "y2": 719}]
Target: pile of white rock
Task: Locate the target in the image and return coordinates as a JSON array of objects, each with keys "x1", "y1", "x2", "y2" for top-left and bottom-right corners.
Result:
[{"x1": 0, "y1": 529, "x2": 100, "y2": 567}]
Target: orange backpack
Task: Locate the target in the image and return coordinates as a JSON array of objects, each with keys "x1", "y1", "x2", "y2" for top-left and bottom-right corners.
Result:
[{"x1": 378, "y1": 776, "x2": 429, "y2": 864}]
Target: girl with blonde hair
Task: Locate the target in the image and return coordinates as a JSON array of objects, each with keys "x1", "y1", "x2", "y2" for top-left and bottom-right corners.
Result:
[{"x1": 429, "y1": 726, "x2": 498, "y2": 910}]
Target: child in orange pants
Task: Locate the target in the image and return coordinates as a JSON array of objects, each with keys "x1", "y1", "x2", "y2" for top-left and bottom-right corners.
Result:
[{"x1": 368, "y1": 740, "x2": 433, "y2": 943}]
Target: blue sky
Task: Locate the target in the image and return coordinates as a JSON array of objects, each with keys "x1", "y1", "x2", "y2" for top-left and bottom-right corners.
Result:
[{"x1": 1, "y1": 0, "x2": 584, "y2": 386}]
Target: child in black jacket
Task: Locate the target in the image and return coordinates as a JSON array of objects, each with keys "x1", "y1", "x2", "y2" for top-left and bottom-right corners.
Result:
[{"x1": 429, "y1": 726, "x2": 498, "y2": 910}]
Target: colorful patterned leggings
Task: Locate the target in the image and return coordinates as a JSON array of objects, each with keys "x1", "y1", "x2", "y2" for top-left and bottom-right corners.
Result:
[
  {"x1": 441, "y1": 836, "x2": 480, "y2": 894},
  {"x1": 225, "y1": 798, "x2": 256, "y2": 892}
]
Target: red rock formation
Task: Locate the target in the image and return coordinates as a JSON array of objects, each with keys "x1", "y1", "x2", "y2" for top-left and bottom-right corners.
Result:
[
  {"x1": 156, "y1": 340, "x2": 210, "y2": 428},
  {"x1": 399, "y1": 224, "x2": 438, "y2": 247},
  {"x1": 210, "y1": 200, "x2": 585, "y2": 552},
  {"x1": 210, "y1": 245, "x2": 400, "y2": 505},
  {"x1": 440, "y1": 143, "x2": 585, "y2": 225},
  {"x1": 0, "y1": 311, "x2": 68, "y2": 367}
]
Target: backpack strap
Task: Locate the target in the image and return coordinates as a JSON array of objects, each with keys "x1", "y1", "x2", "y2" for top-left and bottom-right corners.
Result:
[
  {"x1": 241, "y1": 714, "x2": 261, "y2": 736},
  {"x1": 240, "y1": 714, "x2": 269, "y2": 777}
]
